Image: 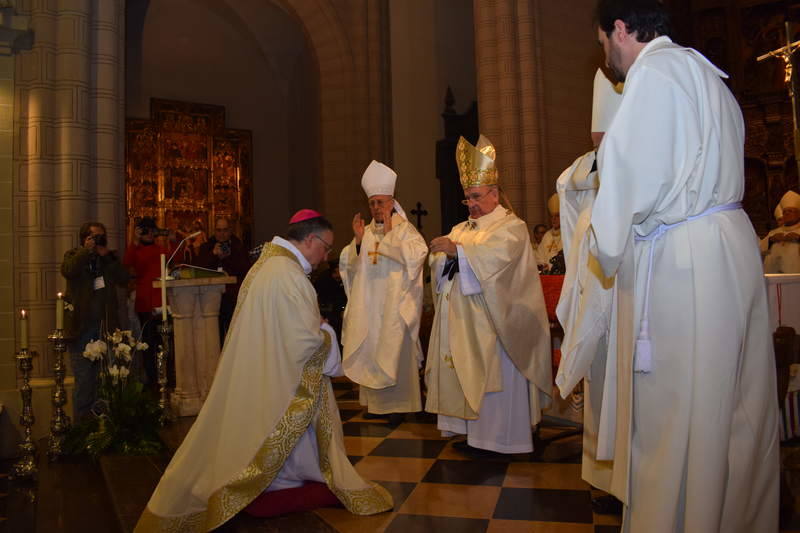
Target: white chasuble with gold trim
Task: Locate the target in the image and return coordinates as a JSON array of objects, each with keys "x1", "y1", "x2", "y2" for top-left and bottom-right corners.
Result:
[
  {"x1": 339, "y1": 214, "x2": 427, "y2": 413},
  {"x1": 425, "y1": 205, "x2": 552, "y2": 433},
  {"x1": 135, "y1": 242, "x2": 392, "y2": 533}
]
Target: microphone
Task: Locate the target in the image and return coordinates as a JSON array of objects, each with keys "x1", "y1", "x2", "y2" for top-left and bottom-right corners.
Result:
[{"x1": 165, "y1": 231, "x2": 202, "y2": 276}]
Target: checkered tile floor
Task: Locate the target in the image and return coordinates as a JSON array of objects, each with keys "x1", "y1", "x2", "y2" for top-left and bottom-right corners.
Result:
[{"x1": 317, "y1": 379, "x2": 622, "y2": 533}]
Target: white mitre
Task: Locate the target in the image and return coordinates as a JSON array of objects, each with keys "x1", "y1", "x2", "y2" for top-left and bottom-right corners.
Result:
[
  {"x1": 361, "y1": 160, "x2": 408, "y2": 219},
  {"x1": 591, "y1": 69, "x2": 623, "y2": 133},
  {"x1": 361, "y1": 160, "x2": 396, "y2": 198},
  {"x1": 775, "y1": 204, "x2": 783, "y2": 221},
  {"x1": 779, "y1": 190, "x2": 800, "y2": 210}
]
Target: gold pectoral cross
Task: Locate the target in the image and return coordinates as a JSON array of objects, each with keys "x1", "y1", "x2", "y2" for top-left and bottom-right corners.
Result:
[{"x1": 367, "y1": 241, "x2": 381, "y2": 265}]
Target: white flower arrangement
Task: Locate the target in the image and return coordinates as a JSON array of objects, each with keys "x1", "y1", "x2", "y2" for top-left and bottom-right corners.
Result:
[
  {"x1": 82, "y1": 339, "x2": 107, "y2": 361},
  {"x1": 69, "y1": 326, "x2": 163, "y2": 459},
  {"x1": 82, "y1": 328, "x2": 148, "y2": 386},
  {"x1": 114, "y1": 343, "x2": 132, "y2": 362}
]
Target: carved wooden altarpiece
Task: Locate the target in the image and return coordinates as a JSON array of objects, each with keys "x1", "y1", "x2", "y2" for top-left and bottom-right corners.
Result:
[{"x1": 126, "y1": 99, "x2": 253, "y2": 248}]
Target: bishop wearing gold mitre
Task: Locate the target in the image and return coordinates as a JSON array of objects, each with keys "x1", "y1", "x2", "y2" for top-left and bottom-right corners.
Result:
[{"x1": 426, "y1": 135, "x2": 552, "y2": 454}]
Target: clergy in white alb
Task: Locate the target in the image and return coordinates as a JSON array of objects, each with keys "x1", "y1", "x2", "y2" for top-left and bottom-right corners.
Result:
[
  {"x1": 340, "y1": 161, "x2": 426, "y2": 417},
  {"x1": 555, "y1": 68, "x2": 622, "y2": 494},
  {"x1": 763, "y1": 190, "x2": 800, "y2": 273},
  {"x1": 135, "y1": 211, "x2": 392, "y2": 533},
  {"x1": 426, "y1": 135, "x2": 552, "y2": 454},
  {"x1": 536, "y1": 194, "x2": 563, "y2": 271},
  {"x1": 592, "y1": 3, "x2": 779, "y2": 532}
]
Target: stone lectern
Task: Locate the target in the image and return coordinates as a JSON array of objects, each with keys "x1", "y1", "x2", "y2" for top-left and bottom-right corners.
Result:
[{"x1": 153, "y1": 275, "x2": 237, "y2": 416}]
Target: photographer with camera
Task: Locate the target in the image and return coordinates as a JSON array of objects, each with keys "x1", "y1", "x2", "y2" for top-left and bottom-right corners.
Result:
[
  {"x1": 124, "y1": 217, "x2": 176, "y2": 387},
  {"x1": 194, "y1": 217, "x2": 250, "y2": 345},
  {"x1": 61, "y1": 221, "x2": 129, "y2": 420}
]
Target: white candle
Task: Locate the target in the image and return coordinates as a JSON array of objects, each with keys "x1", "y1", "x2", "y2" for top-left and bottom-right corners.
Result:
[
  {"x1": 20, "y1": 309, "x2": 28, "y2": 350},
  {"x1": 160, "y1": 253, "x2": 167, "y2": 322},
  {"x1": 56, "y1": 292, "x2": 64, "y2": 330}
]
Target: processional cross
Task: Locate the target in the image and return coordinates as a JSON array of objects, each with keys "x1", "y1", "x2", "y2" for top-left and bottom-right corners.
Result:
[{"x1": 758, "y1": 21, "x2": 800, "y2": 188}]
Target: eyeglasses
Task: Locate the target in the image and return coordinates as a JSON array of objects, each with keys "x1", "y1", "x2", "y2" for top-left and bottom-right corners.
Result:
[
  {"x1": 313, "y1": 234, "x2": 333, "y2": 252},
  {"x1": 461, "y1": 190, "x2": 493, "y2": 205}
]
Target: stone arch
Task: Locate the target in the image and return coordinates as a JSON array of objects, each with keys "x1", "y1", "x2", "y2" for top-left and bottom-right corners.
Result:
[{"x1": 272, "y1": 0, "x2": 390, "y2": 232}]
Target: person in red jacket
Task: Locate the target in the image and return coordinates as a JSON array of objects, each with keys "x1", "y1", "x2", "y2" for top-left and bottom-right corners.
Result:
[{"x1": 123, "y1": 217, "x2": 176, "y2": 386}]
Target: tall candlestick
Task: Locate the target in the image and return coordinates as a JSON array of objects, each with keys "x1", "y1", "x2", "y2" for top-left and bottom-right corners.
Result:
[
  {"x1": 56, "y1": 292, "x2": 63, "y2": 330},
  {"x1": 160, "y1": 254, "x2": 168, "y2": 322},
  {"x1": 20, "y1": 309, "x2": 28, "y2": 349}
]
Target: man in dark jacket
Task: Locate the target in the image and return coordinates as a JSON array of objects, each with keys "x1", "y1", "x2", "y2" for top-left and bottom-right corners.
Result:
[
  {"x1": 193, "y1": 217, "x2": 251, "y2": 345},
  {"x1": 61, "y1": 221, "x2": 129, "y2": 420}
]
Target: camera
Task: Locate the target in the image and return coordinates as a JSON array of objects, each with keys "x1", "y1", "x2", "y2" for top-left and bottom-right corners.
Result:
[
  {"x1": 91, "y1": 234, "x2": 108, "y2": 247},
  {"x1": 219, "y1": 241, "x2": 231, "y2": 255}
]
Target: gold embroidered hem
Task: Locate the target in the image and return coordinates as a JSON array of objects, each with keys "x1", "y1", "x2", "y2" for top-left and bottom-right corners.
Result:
[
  {"x1": 315, "y1": 381, "x2": 393, "y2": 515},
  {"x1": 135, "y1": 331, "x2": 332, "y2": 532}
]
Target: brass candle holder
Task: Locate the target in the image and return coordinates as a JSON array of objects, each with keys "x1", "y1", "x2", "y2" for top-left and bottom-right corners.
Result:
[
  {"x1": 156, "y1": 321, "x2": 173, "y2": 425},
  {"x1": 10, "y1": 348, "x2": 37, "y2": 479},
  {"x1": 47, "y1": 329, "x2": 71, "y2": 461}
]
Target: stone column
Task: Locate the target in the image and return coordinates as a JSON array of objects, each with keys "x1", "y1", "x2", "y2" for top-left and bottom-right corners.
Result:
[
  {"x1": 473, "y1": 0, "x2": 600, "y2": 228},
  {"x1": 0, "y1": 2, "x2": 33, "y2": 457},
  {"x1": 473, "y1": 0, "x2": 548, "y2": 227},
  {"x1": 13, "y1": 0, "x2": 126, "y2": 378}
]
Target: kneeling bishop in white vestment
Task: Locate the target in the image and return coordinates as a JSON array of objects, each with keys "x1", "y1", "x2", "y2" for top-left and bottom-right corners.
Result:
[
  {"x1": 340, "y1": 160, "x2": 427, "y2": 416},
  {"x1": 426, "y1": 135, "x2": 552, "y2": 454},
  {"x1": 135, "y1": 211, "x2": 392, "y2": 533}
]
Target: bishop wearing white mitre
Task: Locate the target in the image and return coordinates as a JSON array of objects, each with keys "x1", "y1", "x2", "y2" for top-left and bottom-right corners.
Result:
[{"x1": 340, "y1": 161, "x2": 427, "y2": 420}]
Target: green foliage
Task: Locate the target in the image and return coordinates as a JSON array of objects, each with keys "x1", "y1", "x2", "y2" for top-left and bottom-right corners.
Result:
[
  {"x1": 65, "y1": 328, "x2": 164, "y2": 459},
  {"x1": 65, "y1": 379, "x2": 163, "y2": 459}
]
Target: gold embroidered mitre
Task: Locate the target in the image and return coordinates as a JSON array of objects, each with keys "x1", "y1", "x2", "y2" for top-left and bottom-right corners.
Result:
[{"x1": 456, "y1": 134, "x2": 498, "y2": 189}]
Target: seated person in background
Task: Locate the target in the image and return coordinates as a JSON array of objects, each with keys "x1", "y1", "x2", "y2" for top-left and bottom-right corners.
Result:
[
  {"x1": 536, "y1": 194, "x2": 563, "y2": 273},
  {"x1": 763, "y1": 190, "x2": 800, "y2": 273},
  {"x1": 532, "y1": 223, "x2": 548, "y2": 253}
]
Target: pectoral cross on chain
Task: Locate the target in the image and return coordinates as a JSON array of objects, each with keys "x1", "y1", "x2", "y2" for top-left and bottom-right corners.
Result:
[{"x1": 367, "y1": 241, "x2": 381, "y2": 265}]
